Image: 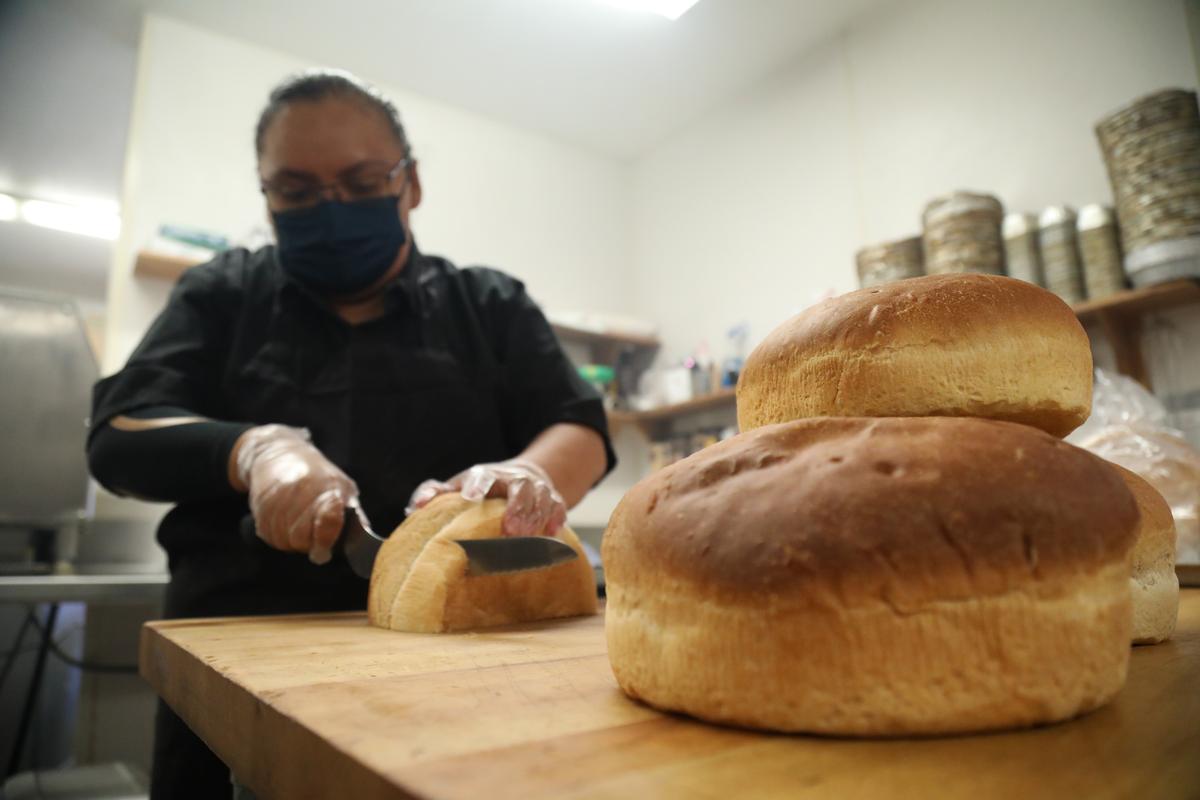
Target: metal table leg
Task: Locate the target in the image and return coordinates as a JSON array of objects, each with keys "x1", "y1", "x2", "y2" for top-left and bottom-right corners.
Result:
[
  {"x1": 231, "y1": 770, "x2": 259, "y2": 800},
  {"x1": 6, "y1": 602, "x2": 59, "y2": 777}
]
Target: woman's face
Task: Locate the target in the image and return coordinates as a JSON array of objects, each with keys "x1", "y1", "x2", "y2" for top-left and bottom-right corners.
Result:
[
  {"x1": 259, "y1": 96, "x2": 417, "y2": 209},
  {"x1": 258, "y1": 96, "x2": 422, "y2": 298}
]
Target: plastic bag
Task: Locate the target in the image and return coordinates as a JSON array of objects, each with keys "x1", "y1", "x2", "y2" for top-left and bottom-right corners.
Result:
[{"x1": 1068, "y1": 369, "x2": 1200, "y2": 563}]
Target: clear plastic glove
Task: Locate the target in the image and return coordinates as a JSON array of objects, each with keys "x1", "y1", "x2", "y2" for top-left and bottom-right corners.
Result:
[
  {"x1": 406, "y1": 459, "x2": 567, "y2": 537},
  {"x1": 235, "y1": 424, "x2": 360, "y2": 565}
]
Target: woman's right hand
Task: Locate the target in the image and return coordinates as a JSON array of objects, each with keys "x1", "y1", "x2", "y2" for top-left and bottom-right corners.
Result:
[{"x1": 231, "y1": 424, "x2": 359, "y2": 564}]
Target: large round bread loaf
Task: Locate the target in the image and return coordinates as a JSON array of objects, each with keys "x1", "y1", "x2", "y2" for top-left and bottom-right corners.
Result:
[
  {"x1": 1112, "y1": 465, "x2": 1179, "y2": 644},
  {"x1": 603, "y1": 417, "x2": 1139, "y2": 735},
  {"x1": 736, "y1": 274, "x2": 1092, "y2": 437},
  {"x1": 368, "y1": 495, "x2": 597, "y2": 633}
]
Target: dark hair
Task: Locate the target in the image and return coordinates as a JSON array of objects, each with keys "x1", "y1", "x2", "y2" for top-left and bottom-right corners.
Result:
[{"x1": 255, "y1": 69, "x2": 411, "y2": 158}]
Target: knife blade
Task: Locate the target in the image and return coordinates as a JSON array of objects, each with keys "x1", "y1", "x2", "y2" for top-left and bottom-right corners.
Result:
[
  {"x1": 339, "y1": 504, "x2": 386, "y2": 579},
  {"x1": 240, "y1": 506, "x2": 578, "y2": 579},
  {"x1": 455, "y1": 536, "x2": 579, "y2": 576}
]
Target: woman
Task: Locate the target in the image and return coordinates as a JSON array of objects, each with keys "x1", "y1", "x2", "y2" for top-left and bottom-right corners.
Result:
[{"x1": 88, "y1": 69, "x2": 614, "y2": 799}]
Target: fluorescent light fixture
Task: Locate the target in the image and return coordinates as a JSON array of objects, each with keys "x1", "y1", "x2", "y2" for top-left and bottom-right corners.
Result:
[
  {"x1": 597, "y1": 0, "x2": 702, "y2": 20},
  {"x1": 0, "y1": 193, "x2": 16, "y2": 222},
  {"x1": 19, "y1": 198, "x2": 121, "y2": 241}
]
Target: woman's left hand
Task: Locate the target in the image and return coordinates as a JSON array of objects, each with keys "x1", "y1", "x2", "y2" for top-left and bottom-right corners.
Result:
[{"x1": 406, "y1": 459, "x2": 567, "y2": 537}]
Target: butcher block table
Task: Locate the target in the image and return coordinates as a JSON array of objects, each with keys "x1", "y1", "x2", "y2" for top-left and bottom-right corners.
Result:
[{"x1": 141, "y1": 590, "x2": 1200, "y2": 799}]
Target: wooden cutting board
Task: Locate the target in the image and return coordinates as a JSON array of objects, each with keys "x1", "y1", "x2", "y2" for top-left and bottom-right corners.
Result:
[{"x1": 141, "y1": 590, "x2": 1200, "y2": 800}]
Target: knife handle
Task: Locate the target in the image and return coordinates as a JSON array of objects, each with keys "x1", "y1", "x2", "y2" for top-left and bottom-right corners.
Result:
[
  {"x1": 238, "y1": 512, "x2": 350, "y2": 564},
  {"x1": 239, "y1": 513, "x2": 267, "y2": 551}
]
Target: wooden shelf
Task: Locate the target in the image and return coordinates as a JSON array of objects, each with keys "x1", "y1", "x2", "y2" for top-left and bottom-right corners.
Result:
[
  {"x1": 134, "y1": 250, "x2": 203, "y2": 281},
  {"x1": 1071, "y1": 279, "x2": 1200, "y2": 390},
  {"x1": 607, "y1": 388, "x2": 736, "y2": 435},
  {"x1": 550, "y1": 323, "x2": 660, "y2": 351},
  {"x1": 133, "y1": 248, "x2": 662, "y2": 349},
  {"x1": 1073, "y1": 279, "x2": 1200, "y2": 324}
]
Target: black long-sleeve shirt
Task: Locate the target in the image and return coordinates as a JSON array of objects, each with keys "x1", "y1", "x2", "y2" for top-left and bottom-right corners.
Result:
[{"x1": 88, "y1": 243, "x2": 615, "y2": 617}]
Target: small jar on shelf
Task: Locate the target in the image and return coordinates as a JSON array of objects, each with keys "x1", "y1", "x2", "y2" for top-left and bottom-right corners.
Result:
[
  {"x1": 1077, "y1": 204, "x2": 1126, "y2": 300},
  {"x1": 577, "y1": 364, "x2": 616, "y2": 410}
]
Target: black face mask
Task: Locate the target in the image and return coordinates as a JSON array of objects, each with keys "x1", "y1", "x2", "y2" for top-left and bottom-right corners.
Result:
[{"x1": 273, "y1": 195, "x2": 407, "y2": 296}]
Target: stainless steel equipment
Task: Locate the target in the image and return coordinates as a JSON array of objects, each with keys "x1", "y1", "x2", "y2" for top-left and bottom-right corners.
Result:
[{"x1": 0, "y1": 288, "x2": 98, "y2": 573}]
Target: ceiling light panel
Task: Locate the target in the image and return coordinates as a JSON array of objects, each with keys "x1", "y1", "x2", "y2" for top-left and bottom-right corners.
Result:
[
  {"x1": 595, "y1": 0, "x2": 702, "y2": 21},
  {"x1": 19, "y1": 198, "x2": 121, "y2": 241}
]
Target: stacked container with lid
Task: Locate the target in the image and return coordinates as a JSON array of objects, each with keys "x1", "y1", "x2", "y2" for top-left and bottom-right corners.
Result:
[
  {"x1": 1039, "y1": 206, "x2": 1086, "y2": 305},
  {"x1": 1001, "y1": 213, "x2": 1044, "y2": 286},
  {"x1": 921, "y1": 191, "x2": 1006, "y2": 275},
  {"x1": 1095, "y1": 88, "x2": 1200, "y2": 285},
  {"x1": 1077, "y1": 204, "x2": 1126, "y2": 300},
  {"x1": 855, "y1": 236, "x2": 924, "y2": 288}
]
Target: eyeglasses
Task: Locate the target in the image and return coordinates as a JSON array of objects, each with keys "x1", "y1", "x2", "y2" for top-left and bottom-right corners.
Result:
[{"x1": 260, "y1": 157, "x2": 411, "y2": 210}]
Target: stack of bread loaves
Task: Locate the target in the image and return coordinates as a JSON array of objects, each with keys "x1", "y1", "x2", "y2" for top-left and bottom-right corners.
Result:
[{"x1": 604, "y1": 273, "x2": 1178, "y2": 736}]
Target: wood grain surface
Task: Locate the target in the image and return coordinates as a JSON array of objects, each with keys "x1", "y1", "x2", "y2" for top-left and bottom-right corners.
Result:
[{"x1": 141, "y1": 591, "x2": 1200, "y2": 799}]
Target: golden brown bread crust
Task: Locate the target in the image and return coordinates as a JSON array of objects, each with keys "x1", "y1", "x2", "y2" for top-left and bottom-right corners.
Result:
[
  {"x1": 611, "y1": 417, "x2": 1137, "y2": 601},
  {"x1": 606, "y1": 565, "x2": 1132, "y2": 735},
  {"x1": 736, "y1": 274, "x2": 1092, "y2": 437},
  {"x1": 1112, "y1": 465, "x2": 1179, "y2": 644},
  {"x1": 603, "y1": 417, "x2": 1140, "y2": 735},
  {"x1": 368, "y1": 495, "x2": 597, "y2": 633}
]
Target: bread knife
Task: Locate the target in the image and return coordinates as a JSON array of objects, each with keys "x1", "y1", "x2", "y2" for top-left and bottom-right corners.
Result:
[
  {"x1": 242, "y1": 508, "x2": 579, "y2": 578},
  {"x1": 346, "y1": 510, "x2": 580, "y2": 578},
  {"x1": 455, "y1": 536, "x2": 579, "y2": 576},
  {"x1": 340, "y1": 505, "x2": 385, "y2": 579}
]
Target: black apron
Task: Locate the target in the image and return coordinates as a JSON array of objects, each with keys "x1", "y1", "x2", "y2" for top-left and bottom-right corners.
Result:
[
  {"x1": 152, "y1": 272, "x2": 513, "y2": 800},
  {"x1": 159, "y1": 269, "x2": 511, "y2": 619}
]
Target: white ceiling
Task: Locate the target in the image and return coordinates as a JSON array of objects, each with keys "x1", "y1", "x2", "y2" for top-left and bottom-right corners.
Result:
[
  {"x1": 63, "y1": 0, "x2": 895, "y2": 159},
  {"x1": 0, "y1": 0, "x2": 894, "y2": 302},
  {"x1": 0, "y1": 0, "x2": 135, "y2": 300}
]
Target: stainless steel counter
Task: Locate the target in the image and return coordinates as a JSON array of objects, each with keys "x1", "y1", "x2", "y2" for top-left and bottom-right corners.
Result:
[{"x1": 0, "y1": 573, "x2": 168, "y2": 604}]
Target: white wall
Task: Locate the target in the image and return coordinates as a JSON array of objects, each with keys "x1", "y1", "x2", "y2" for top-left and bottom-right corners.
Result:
[
  {"x1": 631, "y1": 37, "x2": 859, "y2": 362},
  {"x1": 629, "y1": 0, "x2": 1200, "y2": 361},
  {"x1": 106, "y1": 1, "x2": 1200, "y2": 524},
  {"x1": 1189, "y1": 0, "x2": 1200, "y2": 86},
  {"x1": 104, "y1": 13, "x2": 633, "y2": 373}
]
